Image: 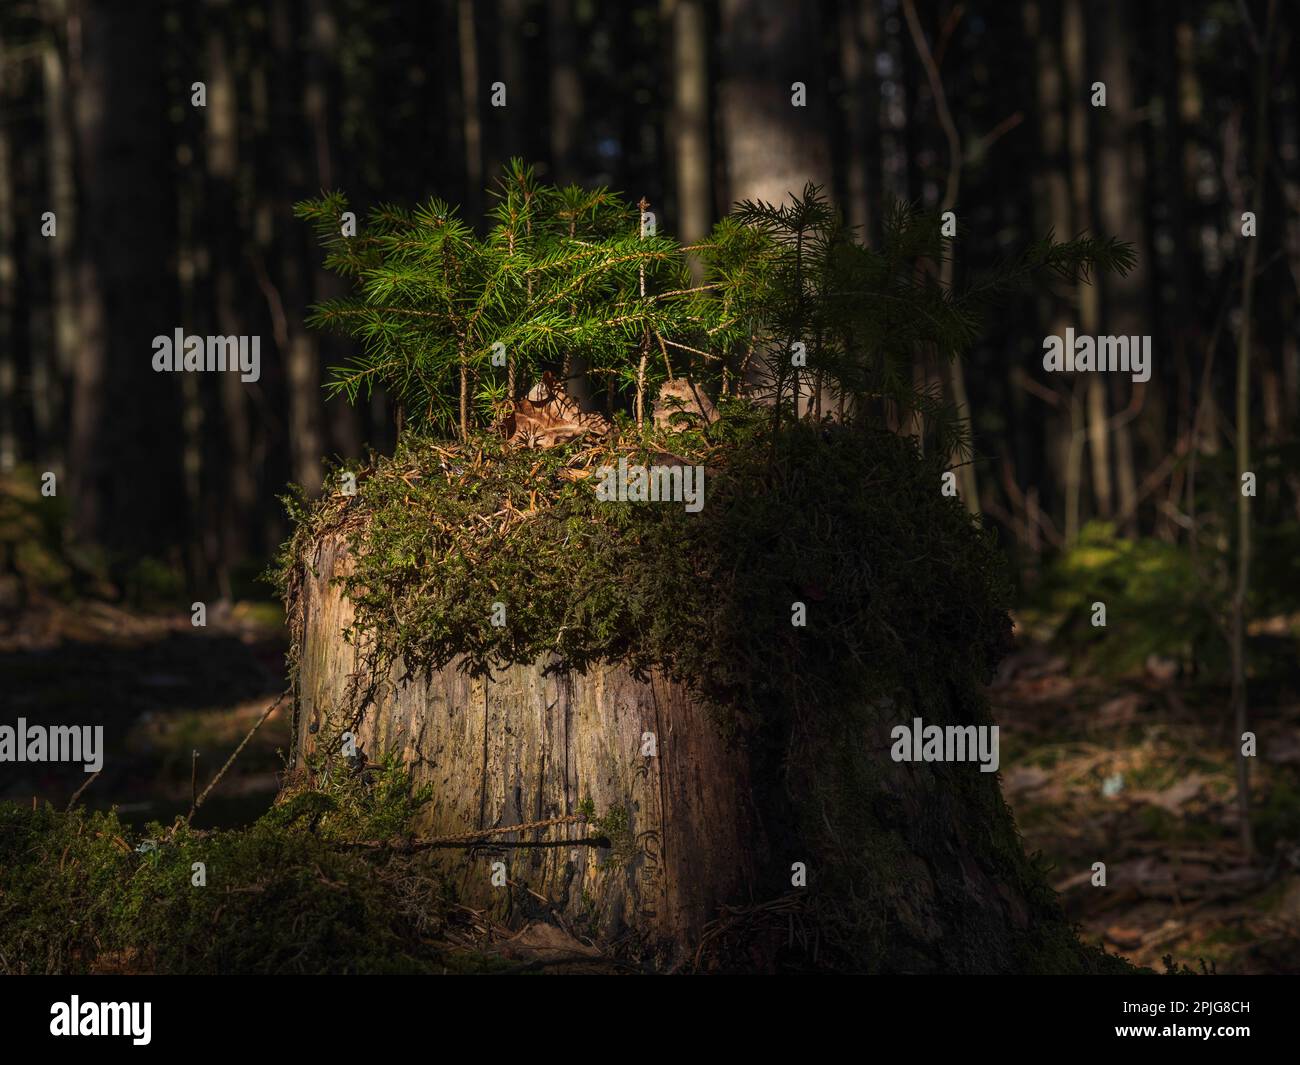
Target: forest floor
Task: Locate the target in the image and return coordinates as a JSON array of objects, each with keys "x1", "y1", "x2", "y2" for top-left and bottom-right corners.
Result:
[
  {"x1": 4, "y1": 593, "x2": 1298, "y2": 973},
  {"x1": 0, "y1": 593, "x2": 290, "y2": 829},
  {"x1": 994, "y1": 627, "x2": 1300, "y2": 975}
]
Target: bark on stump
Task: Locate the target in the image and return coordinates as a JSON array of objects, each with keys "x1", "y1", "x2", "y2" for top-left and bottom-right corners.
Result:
[{"x1": 293, "y1": 532, "x2": 764, "y2": 961}]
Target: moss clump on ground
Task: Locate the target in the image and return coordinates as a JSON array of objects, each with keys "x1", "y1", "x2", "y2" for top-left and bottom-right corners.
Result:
[
  {"x1": 0, "y1": 760, "x2": 509, "y2": 975},
  {"x1": 1020, "y1": 520, "x2": 1225, "y2": 678}
]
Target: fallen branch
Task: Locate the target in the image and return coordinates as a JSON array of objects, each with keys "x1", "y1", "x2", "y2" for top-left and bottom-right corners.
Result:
[{"x1": 337, "y1": 813, "x2": 595, "y2": 851}]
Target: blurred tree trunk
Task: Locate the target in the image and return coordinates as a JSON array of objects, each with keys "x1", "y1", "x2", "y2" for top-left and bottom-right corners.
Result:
[
  {"x1": 718, "y1": 0, "x2": 833, "y2": 419},
  {"x1": 1063, "y1": 0, "x2": 1110, "y2": 524},
  {"x1": 40, "y1": 0, "x2": 78, "y2": 467},
  {"x1": 67, "y1": 0, "x2": 108, "y2": 546},
  {"x1": 264, "y1": 1, "x2": 326, "y2": 510},
  {"x1": 902, "y1": 0, "x2": 978, "y2": 514},
  {"x1": 0, "y1": 38, "x2": 15, "y2": 474},
  {"x1": 1232, "y1": 0, "x2": 1276, "y2": 862},
  {"x1": 457, "y1": 0, "x2": 483, "y2": 221},
  {"x1": 670, "y1": 0, "x2": 711, "y2": 281},
  {"x1": 174, "y1": 133, "x2": 207, "y2": 589},
  {"x1": 1025, "y1": 0, "x2": 1079, "y2": 544},
  {"x1": 1281, "y1": 0, "x2": 1300, "y2": 434},
  {"x1": 718, "y1": 0, "x2": 832, "y2": 208},
  {"x1": 1155, "y1": 10, "x2": 1196, "y2": 543},
  {"x1": 1096, "y1": 0, "x2": 1145, "y2": 536},
  {"x1": 205, "y1": 6, "x2": 255, "y2": 585},
  {"x1": 896, "y1": 8, "x2": 930, "y2": 442},
  {"x1": 70, "y1": 0, "x2": 182, "y2": 568},
  {"x1": 548, "y1": 0, "x2": 582, "y2": 185},
  {"x1": 491, "y1": 0, "x2": 524, "y2": 180},
  {"x1": 305, "y1": 0, "x2": 360, "y2": 464},
  {"x1": 838, "y1": 0, "x2": 881, "y2": 248}
]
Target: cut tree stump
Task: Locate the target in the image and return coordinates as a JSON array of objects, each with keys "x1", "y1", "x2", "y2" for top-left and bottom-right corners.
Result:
[
  {"x1": 290, "y1": 529, "x2": 1119, "y2": 973},
  {"x1": 292, "y1": 532, "x2": 764, "y2": 961}
]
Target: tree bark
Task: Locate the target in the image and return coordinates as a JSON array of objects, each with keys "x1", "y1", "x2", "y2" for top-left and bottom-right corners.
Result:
[
  {"x1": 40, "y1": 0, "x2": 78, "y2": 466},
  {"x1": 205, "y1": 8, "x2": 256, "y2": 572},
  {"x1": 268, "y1": 0, "x2": 326, "y2": 498},
  {"x1": 838, "y1": 0, "x2": 881, "y2": 247},
  {"x1": 292, "y1": 533, "x2": 765, "y2": 958},
  {"x1": 1096, "y1": 0, "x2": 1145, "y2": 536},
  {"x1": 901, "y1": 0, "x2": 979, "y2": 515},
  {"x1": 1231, "y1": 0, "x2": 1275, "y2": 862},
  {"x1": 547, "y1": 0, "x2": 582, "y2": 185},
  {"x1": 458, "y1": 0, "x2": 483, "y2": 222},
  {"x1": 69, "y1": 0, "x2": 182, "y2": 562},
  {"x1": 1025, "y1": 0, "x2": 1078, "y2": 545},
  {"x1": 0, "y1": 38, "x2": 15, "y2": 473}
]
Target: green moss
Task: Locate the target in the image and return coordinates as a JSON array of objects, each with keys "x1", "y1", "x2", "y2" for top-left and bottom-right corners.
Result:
[
  {"x1": 1253, "y1": 777, "x2": 1300, "y2": 855},
  {"x1": 0, "y1": 762, "x2": 466, "y2": 975},
  {"x1": 274, "y1": 402, "x2": 1012, "y2": 735},
  {"x1": 590, "y1": 804, "x2": 634, "y2": 869},
  {"x1": 1021, "y1": 521, "x2": 1224, "y2": 678}
]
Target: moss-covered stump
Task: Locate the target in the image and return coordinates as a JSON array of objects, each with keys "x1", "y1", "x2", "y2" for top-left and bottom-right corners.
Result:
[
  {"x1": 280, "y1": 409, "x2": 1129, "y2": 972},
  {"x1": 294, "y1": 530, "x2": 765, "y2": 958}
]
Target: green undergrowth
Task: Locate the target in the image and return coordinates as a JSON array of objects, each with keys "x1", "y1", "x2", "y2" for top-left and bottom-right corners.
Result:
[
  {"x1": 1022, "y1": 521, "x2": 1224, "y2": 677},
  {"x1": 1023, "y1": 513, "x2": 1300, "y2": 681},
  {"x1": 0, "y1": 759, "x2": 507, "y2": 975}
]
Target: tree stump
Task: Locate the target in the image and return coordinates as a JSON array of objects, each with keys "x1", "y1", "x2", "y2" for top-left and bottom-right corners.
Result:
[
  {"x1": 287, "y1": 496, "x2": 1119, "y2": 973},
  {"x1": 293, "y1": 532, "x2": 765, "y2": 962}
]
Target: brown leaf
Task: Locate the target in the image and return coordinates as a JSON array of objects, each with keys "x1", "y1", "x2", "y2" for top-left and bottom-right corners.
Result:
[{"x1": 502, "y1": 372, "x2": 610, "y2": 449}]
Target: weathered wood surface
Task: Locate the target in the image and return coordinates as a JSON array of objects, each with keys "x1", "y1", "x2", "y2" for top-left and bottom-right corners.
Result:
[{"x1": 294, "y1": 533, "x2": 766, "y2": 958}]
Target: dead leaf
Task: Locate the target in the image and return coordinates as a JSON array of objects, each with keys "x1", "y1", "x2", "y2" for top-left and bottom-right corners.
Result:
[
  {"x1": 558, "y1": 467, "x2": 595, "y2": 481},
  {"x1": 502, "y1": 372, "x2": 610, "y2": 449},
  {"x1": 1096, "y1": 692, "x2": 1143, "y2": 728},
  {"x1": 1004, "y1": 764, "x2": 1050, "y2": 796},
  {"x1": 1145, "y1": 773, "x2": 1205, "y2": 813},
  {"x1": 1144, "y1": 653, "x2": 1180, "y2": 684}
]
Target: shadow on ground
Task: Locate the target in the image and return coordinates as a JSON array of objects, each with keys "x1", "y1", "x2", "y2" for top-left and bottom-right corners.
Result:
[{"x1": 0, "y1": 596, "x2": 289, "y2": 829}]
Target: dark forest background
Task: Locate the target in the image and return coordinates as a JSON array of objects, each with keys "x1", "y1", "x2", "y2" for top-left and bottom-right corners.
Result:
[{"x1": 1, "y1": 0, "x2": 1296, "y2": 600}]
